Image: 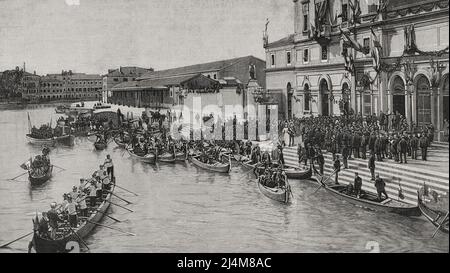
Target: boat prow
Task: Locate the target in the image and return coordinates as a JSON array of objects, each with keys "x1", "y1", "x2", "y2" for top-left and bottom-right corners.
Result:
[{"x1": 29, "y1": 165, "x2": 53, "y2": 186}]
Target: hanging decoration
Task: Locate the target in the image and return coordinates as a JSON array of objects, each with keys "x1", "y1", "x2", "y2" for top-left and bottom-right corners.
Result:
[{"x1": 309, "y1": 0, "x2": 331, "y2": 46}]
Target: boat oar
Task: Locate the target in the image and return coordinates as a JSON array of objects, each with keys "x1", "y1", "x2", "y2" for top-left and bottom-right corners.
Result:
[
  {"x1": 0, "y1": 231, "x2": 34, "y2": 248},
  {"x1": 94, "y1": 209, "x2": 122, "y2": 223},
  {"x1": 67, "y1": 224, "x2": 90, "y2": 251},
  {"x1": 432, "y1": 211, "x2": 449, "y2": 238},
  {"x1": 114, "y1": 184, "x2": 139, "y2": 196},
  {"x1": 106, "y1": 190, "x2": 133, "y2": 204},
  {"x1": 106, "y1": 200, "x2": 134, "y2": 212},
  {"x1": 86, "y1": 219, "x2": 135, "y2": 236},
  {"x1": 9, "y1": 172, "x2": 28, "y2": 181},
  {"x1": 53, "y1": 165, "x2": 66, "y2": 171}
]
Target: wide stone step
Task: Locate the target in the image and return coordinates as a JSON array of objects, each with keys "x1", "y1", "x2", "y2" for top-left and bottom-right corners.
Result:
[{"x1": 282, "y1": 148, "x2": 448, "y2": 182}]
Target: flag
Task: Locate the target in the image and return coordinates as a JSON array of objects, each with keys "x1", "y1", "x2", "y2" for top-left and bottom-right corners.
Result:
[{"x1": 20, "y1": 157, "x2": 32, "y2": 170}]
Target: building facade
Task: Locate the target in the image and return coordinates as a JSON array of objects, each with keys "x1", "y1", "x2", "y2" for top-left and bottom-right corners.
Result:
[
  {"x1": 110, "y1": 56, "x2": 266, "y2": 120},
  {"x1": 265, "y1": 0, "x2": 449, "y2": 139},
  {"x1": 102, "y1": 66, "x2": 153, "y2": 103}
]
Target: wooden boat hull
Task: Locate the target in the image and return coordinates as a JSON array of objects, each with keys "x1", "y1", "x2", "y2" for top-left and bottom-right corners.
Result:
[
  {"x1": 158, "y1": 153, "x2": 176, "y2": 163},
  {"x1": 257, "y1": 179, "x2": 290, "y2": 204},
  {"x1": 55, "y1": 135, "x2": 75, "y2": 146},
  {"x1": 29, "y1": 165, "x2": 53, "y2": 186},
  {"x1": 26, "y1": 135, "x2": 56, "y2": 146},
  {"x1": 113, "y1": 137, "x2": 127, "y2": 148},
  {"x1": 312, "y1": 177, "x2": 421, "y2": 217},
  {"x1": 127, "y1": 148, "x2": 156, "y2": 164},
  {"x1": 418, "y1": 192, "x2": 449, "y2": 234},
  {"x1": 94, "y1": 142, "x2": 107, "y2": 150},
  {"x1": 284, "y1": 166, "x2": 312, "y2": 180},
  {"x1": 175, "y1": 152, "x2": 187, "y2": 161},
  {"x1": 191, "y1": 156, "x2": 231, "y2": 173},
  {"x1": 30, "y1": 183, "x2": 114, "y2": 253}
]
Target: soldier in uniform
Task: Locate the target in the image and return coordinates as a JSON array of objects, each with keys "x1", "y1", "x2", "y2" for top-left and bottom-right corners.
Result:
[
  {"x1": 342, "y1": 144, "x2": 349, "y2": 169},
  {"x1": 333, "y1": 155, "x2": 341, "y2": 185},
  {"x1": 410, "y1": 133, "x2": 419, "y2": 160},
  {"x1": 368, "y1": 152, "x2": 376, "y2": 181},
  {"x1": 398, "y1": 136, "x2": 408, "y2": 164},
  {"x1": 419, "y1": 133, "x2": 429, "y2": 161},
  {"x1": 360, "y1": 132, "x2": 367, "y2": 160},
  {"x1": 352, "y1": 131, "x2": 361, "y2": 159}
]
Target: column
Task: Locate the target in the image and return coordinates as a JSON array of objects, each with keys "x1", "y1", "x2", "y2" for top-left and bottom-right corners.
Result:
[
  {"x1": 411, "y1": 87, "x2": 417, "y2": 124},
  {"x1": 405, "y1": 88, "x2": 411, "y2": 126}
]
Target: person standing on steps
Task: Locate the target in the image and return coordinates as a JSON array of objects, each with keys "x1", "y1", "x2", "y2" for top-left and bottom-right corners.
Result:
[
  {"x1": 368, "y1": 152, "x2": 376, "y2": 181},
  {"x1": 419, "y1": 133, "x2": 429, "y2": 161},
  {"x1": 333, "y1": 155, "x2": 341, "y2": 185},
  {"x1": 410, "y1": 133, "x2": 418, "y2": 160}
]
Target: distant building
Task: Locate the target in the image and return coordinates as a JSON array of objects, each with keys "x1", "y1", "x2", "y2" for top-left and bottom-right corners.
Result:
[
  {"x1": 21, "y1": 71, "x2": 41, "y2": 100},
  {"x1": 102, "y1": 66, "x2": 154, "y2": 103},
  {"x1": 110, "y1": 55, "x2": 266, "y2": 119},
  {"x1": 45, "y1": 70, "x2": 102, "y2": 100},
  {"x1": 265, "y1": 0, "x2": 448, "y2": 139}
]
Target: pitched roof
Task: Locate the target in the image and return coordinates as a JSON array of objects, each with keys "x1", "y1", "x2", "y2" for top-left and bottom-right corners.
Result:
[
  {"x1": 106, "y1": 67, "x2": 152, "y2": 77},
  {"x1": 112, "y1": 74, "x2": 212, "y2": 91},
  {"x1": 138, "y1": 55, "x2": 260, "y2": 80},
  {"x1": 266, "y1": 34, "x2": 295, "y2": 49}
]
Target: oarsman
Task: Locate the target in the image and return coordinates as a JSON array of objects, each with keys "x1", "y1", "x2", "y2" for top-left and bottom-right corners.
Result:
[
  {"x1": 333, "y1": 155, "x2": 341, "y2": 185},
  {"x1": 368, "y1": 152, "x2": 376, "y2": 181},
  {"x1": 104, "y1": 154, "x2": 114, "y2": 179},
  {"x1": 374, "y1": 174, "x2": 388, "y2": 201},
  {"x1": 419, "y1": 133, "x2": 429, "y2": 161},
  {"x1": 76, "y1": 191, "x2": 88, "y2": 218},
  {"x1": 410, "y1": 133, "x2": 419, "y2": 160},
  {"x1": 46, "y1": 203, "x2": 63, "y2": 240},
  {"x1": 88, "y1": 181, "x2": 98, "y2": 207},
  {"x1": 297, "y1": 144, "x2": 303, "y2": 165},
  {"x1": 69, "y1": 186, "x2": 79, "y2": 201},
  {"x1": 65, "y1": 196, "x2": 78, "y2": 228},
  {"x1": 354, "y1": 172, "x2": 362, "y2": 198},
  {"x1": 38, "y1": 212, "x2": 50, "y2": 239}
]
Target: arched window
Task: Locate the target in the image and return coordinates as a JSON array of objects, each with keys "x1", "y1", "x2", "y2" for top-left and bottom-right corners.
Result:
[
  {"x1": 304, "y1": 84, "x2": 310, "y2": 111},
  {"x1": 416, "y1": 75, "x2": 431, "y2": 126}
]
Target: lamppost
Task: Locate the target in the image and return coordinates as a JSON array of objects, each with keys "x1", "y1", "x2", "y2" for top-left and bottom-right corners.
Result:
[{"x1": 403, "y1": 59, "x2": 415, "y2": 129}]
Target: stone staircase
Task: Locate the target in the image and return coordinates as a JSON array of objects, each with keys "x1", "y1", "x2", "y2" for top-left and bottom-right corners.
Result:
[{"x1": 283, "y1": 144, "x2": 449, "y2": 205}]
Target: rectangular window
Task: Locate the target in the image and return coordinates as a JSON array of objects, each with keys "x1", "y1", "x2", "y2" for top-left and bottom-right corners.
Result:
[
  {"x1": 286, "y1": 51, "x2": 291, "y2": 65},
  {"x1": 341, "y1": 0, "x2": 348, "y2": 22},
  {"x1": 363, "y1": 94, "x2": 372, "y2": 115},
  {"x1": 302, "y1": 3, "x2": 309, "y2": 32},
  {"x1": 363, "y1": 37, "x2": 370, "y2": 55},
  {"x1": 303, "y1": 48, "x2": 309, "y2": 63},
  {"x1": 271, "y1": 54, "x2": 275, "y2": 66},
  {"x1": 321, "y1": 46, "x2": 328, "y2": 61}
]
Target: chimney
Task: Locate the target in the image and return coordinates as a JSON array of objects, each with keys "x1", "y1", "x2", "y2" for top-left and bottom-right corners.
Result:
[
  {"x1": 34, "y1": 71, "x2": 36, "y2": 75},
  {"x1": 23, "y1": 62, "x2": 26, "y2": 72}
]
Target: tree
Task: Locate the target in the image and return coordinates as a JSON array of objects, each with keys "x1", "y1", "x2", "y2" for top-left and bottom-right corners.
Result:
[{"x1": 0, "y1": 69, "x2": 24, "y2": 99}]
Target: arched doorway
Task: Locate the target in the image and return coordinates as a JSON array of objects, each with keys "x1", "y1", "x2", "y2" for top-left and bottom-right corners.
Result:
[
  {"x1": 341, "y1": 82, "x2": 350, "y2": 115},
  {"x1": 287, "y1": 83, "x2": 293, "y2": 119},
  {"x1": 392, "y1": 76, "x2": 405, "y2": 116},
  {"x1": 320, "y1": 79, "x2": 330, "y2": 116},
  {"x1": 416, "y1": 75, "x2": 431, "y2": 126}
]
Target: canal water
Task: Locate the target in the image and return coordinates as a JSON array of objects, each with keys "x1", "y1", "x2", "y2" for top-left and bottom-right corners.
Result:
[{"x1": 0, "y1": 104, "x2": 448, "y2": 253}]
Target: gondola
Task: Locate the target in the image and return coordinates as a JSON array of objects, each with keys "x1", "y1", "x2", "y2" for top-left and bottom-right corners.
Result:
[
  {"x1": 418, "y1": 191, "x2": 449, "y2": 234},
  {"x1": 311, "y1": 165, "x2": 421, "y2": 216},
  {"x1": 29, "y1": 179, "x2": 116, "y2": 252},
  {"x1": 28, "y1": 165, "x2": 53, "y2": 186},
  {"x1": 126, "y1": 147, "x2": 156, "y2": 164},
  {"x1": 26, "y1": 134, "x2": 56, "y2": 146},
  {"x1": 175, "y1": 151, "x2": 187, "y2": 161},
  {"x1": 113, "y1": 136, "x2": 128, "y2": 148},
  {"x1": 257, "y1": 173, "x2": 291, "y2": 204},
  {"x1": 190, "y1": 154, "x2": 231, "y2": 173},
  {"x1": 158, "y1": 152, "x2": 176, "y2": 163},
  {"x1": 94, "y1": 141, "x2": 107, "y2": 150},
  {"x1": 284, "y1": 165, "x2": 312, "y2": 180}
]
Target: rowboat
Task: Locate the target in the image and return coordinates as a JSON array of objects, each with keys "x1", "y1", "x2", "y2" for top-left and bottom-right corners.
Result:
[
  {"x1": 26, "y1": 134, "x2": 56, "y2": 146},
  {"x1": 175, "y1": 151, "x2": 187, "y2": 161},
  {"x1": 312, "y1": 174, "x2": 421, "y2": 217},
  {"x1": 418, "y1": 191, "x2": 449, "y2": 234},
  {"x1": 113, "y1": 137, "x2": 127, "y2": 148},
  {"x1": 126, "y1": 148, "x2": 156, "y2": 164},
  {"x1": 29, "y1": 180, "x2": 116, "y2": 252},
  {"x1": 29, "y1": 165, "x2": 53, "y2": 186},
  {"x1": 257, "y1": 174, "x2": 291, "y2": 204},
  {"x1": 284, "y1": 165, "x2": 312, "y2": 180},
  {"x1": 190, "y1": 155, "x2": 231, "y2": 173},
  {"x1": 55, "y1": 135, "x2": 75, "y2": 147},
  {"x1": 94, "y1": 141, "x2": 107, "y2": 150},
  {"x1": 158, "y1": 152, "x2": 175, "y2": 163}
]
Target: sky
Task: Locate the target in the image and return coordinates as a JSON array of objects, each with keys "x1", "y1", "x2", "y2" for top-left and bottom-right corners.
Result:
[{"x1": 0, "y1": 0, "x2": 293, "y2": 75}]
